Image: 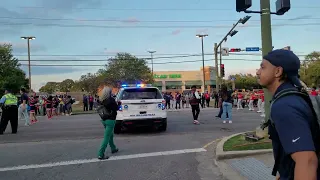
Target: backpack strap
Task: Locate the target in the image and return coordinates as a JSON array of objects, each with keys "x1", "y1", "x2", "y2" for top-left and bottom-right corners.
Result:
[
  {"x1": 261, "y1": 88, "x2": 300, "y2": 130},
  {"x1": 269, "y1": 88, "x2": 320, "y2": 177}
]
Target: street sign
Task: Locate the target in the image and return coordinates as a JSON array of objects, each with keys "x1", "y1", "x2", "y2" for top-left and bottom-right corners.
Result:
[
  {"x1": 221, "y1": 47, "x2": 229, "y2": 56},
  {"x1": 245, "y1": 47, "x2": 260, "y2": 51}
]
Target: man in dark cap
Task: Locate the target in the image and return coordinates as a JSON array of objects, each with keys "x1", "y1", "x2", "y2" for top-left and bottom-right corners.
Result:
[
  {"x1": 257, "y1": 49, "x2": 320, "y2": 180},
  {"x1": 0, "y1": 88, "x2": 18, "y2": 135}
]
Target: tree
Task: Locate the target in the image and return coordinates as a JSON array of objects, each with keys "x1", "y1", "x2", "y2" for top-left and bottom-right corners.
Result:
[
  {"x1": 39, "y1": 82, "x2": 60, "y2": 94},
  {"x1": 59, "y1": 79, "x2": 75, "y2": 92},
  {"x1": 99, "y1": 53, "x2": 153, "y2": 87},
  {"x1": 77, "y1": 73, "x2": 101, "y2": 94},
  {"x1": 0, "y1": 44, "x2": 28, "y2": 96},
  {"x1": 300, "y1": 51, "x2": 320, "y2": 87},
  {"x1": 226, "y1": 74, "x2": 261, "y2": 90}
]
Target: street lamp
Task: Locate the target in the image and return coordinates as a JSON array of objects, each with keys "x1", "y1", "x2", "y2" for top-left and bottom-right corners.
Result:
[
  {"x1": 196, "y1": 34, "x2": 208, "y2": 92},
  {"x1": 214, "y1": 15, "x2": 251, "y2": 91},
  {"x1": 147, "y1": 50, "x2": 156, "y2": 76},
  {"x1": 21, "y1": 36, "x2": 36, "y2": 91}
]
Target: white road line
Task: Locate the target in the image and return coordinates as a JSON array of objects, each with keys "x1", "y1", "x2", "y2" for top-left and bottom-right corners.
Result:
[{"x1": 0, "y1": 148, "x2": 206, "y2": 172}]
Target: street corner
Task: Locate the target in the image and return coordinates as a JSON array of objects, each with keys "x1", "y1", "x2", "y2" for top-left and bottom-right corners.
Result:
[
  {"x1": 215, "y1": 131, "x2": 272, "y2": 161},
  {"x1": 214, "y1": 132, "x2": 274, "y2": 180}
]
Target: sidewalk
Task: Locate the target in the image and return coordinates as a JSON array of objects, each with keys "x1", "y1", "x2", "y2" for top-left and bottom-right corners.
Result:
[{"x1": 217, "y1": 153, "x2": 275, "y2": 180}]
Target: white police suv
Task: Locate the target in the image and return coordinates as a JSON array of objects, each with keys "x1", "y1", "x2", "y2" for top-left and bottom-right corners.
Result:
[{"x1": 114, "y1": 84, "x2": 167, "y2": 134}]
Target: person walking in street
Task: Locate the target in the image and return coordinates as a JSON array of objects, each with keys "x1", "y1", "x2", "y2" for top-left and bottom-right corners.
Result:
[
  {"x1": 83, "y1": 94, "x2": 88, "y2": 111},
  {"x1": 0, "y1": 89, "x2": 18, "y2": 135},
  {"x1": 257, "y1": 49, "x2": 320, "y2": 180},
  {"x1": 237, "y1": 91, "x2": 244, "y2": 110},
  {"x1": 18, "y1": 88, "x2": 30, "y2": 126},
  {"x1": 189, "y1": 85, "x2": 201, "y2": 125},
  {"x1": 175, "y1": 92, "x2": 181, "y2": 109},
  {"x1": 221, "y1": 86, "x2": 233, "y2": 124},
  {"x1": 97, "y1": 86, "x2": 119, "y2": 160}
]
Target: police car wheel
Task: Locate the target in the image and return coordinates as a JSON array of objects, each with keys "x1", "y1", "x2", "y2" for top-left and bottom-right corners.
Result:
[
  {"x1": 114, "y1": 123, "x2": 122, "y2": 134},
  {"x1": 159, "y1": 121, "x2": 167, "y2": 131}
]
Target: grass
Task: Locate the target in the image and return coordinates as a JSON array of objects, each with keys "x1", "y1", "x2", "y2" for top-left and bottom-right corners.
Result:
[
  {"x1": 223, "y1": 134, "x2": 272, "y2": 151},
  {"x1": 71, "y1": 104, "x2": 97, "y2": 114}
]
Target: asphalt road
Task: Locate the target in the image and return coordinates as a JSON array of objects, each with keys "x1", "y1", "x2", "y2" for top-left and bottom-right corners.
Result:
[{"x1": 0, "y1": 108, "x2": 262, "y2": 180}]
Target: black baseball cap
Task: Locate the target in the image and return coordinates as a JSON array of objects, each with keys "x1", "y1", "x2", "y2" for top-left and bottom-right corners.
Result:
[{"x1": 263, "y1": 49, "x2": 302, "y2": 87}]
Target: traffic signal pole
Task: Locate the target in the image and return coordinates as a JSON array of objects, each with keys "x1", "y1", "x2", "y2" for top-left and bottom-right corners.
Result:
[
  {"x1": 214, "y1": 43, "x2": 220, "y2": 91},
  {"x1": 260, "y1": 0, "x2": 273, "y2": 121}
]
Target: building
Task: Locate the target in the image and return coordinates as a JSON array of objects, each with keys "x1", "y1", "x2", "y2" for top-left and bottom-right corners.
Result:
[{"x1": 153, "y1": 66, "x2": 217, "y2": 93}]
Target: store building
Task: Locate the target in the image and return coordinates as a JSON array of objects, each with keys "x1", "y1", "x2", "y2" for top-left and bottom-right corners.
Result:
[{"x1": 153, "y1": 66, "x2": 217, "y2": 93}]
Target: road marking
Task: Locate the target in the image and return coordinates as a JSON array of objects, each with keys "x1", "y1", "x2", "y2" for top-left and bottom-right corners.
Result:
[{"x1": 0, "y1": 148, "x2": 206, "y2": 172}]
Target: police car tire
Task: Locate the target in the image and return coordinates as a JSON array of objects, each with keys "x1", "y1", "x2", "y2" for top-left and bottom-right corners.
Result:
[
  {"x1": 159, "y1": 122, "x2": 167, "y2": 131},
  {"x1": 114, "y1": 123, "x2": 122, "y2": 134}
]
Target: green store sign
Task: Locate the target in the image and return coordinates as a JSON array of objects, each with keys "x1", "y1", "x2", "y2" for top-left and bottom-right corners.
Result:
[{"x1": 154, "y1": 74, "x2": 182, "y2": 79}]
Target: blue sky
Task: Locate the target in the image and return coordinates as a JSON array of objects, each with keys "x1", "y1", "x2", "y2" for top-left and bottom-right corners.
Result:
[{"x1": 1, "y1": 0, "x2": 320, "y2": 91}]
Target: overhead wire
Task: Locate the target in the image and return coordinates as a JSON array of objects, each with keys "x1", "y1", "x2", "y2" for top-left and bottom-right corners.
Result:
[
  {"x1": 0, "y1": 16, "x2": 319, "y2": 23},
  {"x1": 19, "y1": 58, "x2": 309, "y2": 67},
  {"x1": 1, "y1": 22, "x2": 320, "y2": 28},
  {"x1": 19, "y1": 6, "x2": 320, "y2": 11}
]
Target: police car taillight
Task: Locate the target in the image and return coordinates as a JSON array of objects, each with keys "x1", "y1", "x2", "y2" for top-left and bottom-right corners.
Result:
[{"x1": 118, "y1": 101, "x2": 122, "y2": 111}]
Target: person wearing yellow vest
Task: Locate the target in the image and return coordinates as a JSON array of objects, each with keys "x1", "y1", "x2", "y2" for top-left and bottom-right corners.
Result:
[{"x1": 0, "y1": 89, "x2": 18, "y2": 135}]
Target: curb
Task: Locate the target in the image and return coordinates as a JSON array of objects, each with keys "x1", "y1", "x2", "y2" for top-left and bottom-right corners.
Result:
[{"x1": 215, "y1": 131, "x2": 273, "y2": 160}]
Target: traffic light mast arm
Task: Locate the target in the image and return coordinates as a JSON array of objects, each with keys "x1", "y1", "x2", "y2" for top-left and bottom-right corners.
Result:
[
  {"x1": 217, "y1": 20, "x2": 241, "y2": 49},
  {"x1": 244, "y1": 10, "x2": 281, "y2": 15}
]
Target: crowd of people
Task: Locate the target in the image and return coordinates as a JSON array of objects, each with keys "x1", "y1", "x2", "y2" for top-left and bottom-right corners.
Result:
[{"x1": 18, "y1": 88, "x2": 75, "y2": 126}]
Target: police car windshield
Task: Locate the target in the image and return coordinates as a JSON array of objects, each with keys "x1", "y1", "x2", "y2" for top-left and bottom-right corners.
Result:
[{"x1": 120, "y1": 88, "x2": 163, "y2": 100}]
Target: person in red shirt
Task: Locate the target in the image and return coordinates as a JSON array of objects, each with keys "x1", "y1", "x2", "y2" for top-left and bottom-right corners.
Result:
[
  {"x1": 237, "y1": 92, "x2": 244, "y2": 110},
  {"x1": 257, "y1": 90, "x2": 264, "y2": 113},
  {"x1": 260, "y1": 92, "x2": 265, "y2": 117},
  {"x1": 310, "y1": 87, "x2": 318, "y2": 96},
  {"x1": 248, "y1": 92, "x2": 255, "y2": 111}
]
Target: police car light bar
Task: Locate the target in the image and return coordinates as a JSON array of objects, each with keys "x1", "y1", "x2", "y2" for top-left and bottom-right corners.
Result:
[{"x1": 121, "y1": 84, "x2": 153, "y2": 88}]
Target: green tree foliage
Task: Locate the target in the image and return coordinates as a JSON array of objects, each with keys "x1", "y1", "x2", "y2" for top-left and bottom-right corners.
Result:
[
  {"x1": 59, "y1": 79, "x2": 75, "y2": 92},
  {"x1": 99, "y1": 53, "x2": 153, "y2": 86},
  {"x1": 39, "y1": 82, "x2": 60, "y2": 94},
  {"x1": 300, "y1": 51, "x2": 320, "y2": 87},
  {"x1": 0, "y1": 44, "x2": 28, "y2": 96},
  {"x1": 225, "y1": 74, "x2": 261, "y2": 90},
  {"x1": 39, "y1": 53, "x2": 154, "y2": 94}
]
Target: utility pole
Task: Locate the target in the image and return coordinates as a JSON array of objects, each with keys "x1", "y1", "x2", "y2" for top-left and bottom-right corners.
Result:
[
  {"x1": 196, "y1": 34, "x2": 208, "y2": 92},
  {"x1": 21, "y1": 36, "x2": 36, "y2": 91},
  {"x1": 236, "y1": 0, "x2": 291, "y2": 123},
  {"x1": 214, "y1": 43, "x2": 220, "y2": 91},
  {"x1": 147, "y1": 50, "x2": 156, "y2": 76},
  {"x1": 260, "y1": 0, "x2": 273, "y2": 121}
]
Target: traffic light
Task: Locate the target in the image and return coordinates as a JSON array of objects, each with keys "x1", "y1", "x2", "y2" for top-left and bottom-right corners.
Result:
[
  {"x1": 230, "y1": 48, "x2": 241, "y2": 52},
  {"x1": 220, "y1": 64, "x2": 225, "y2": 77},
  {"x1": 236, "y1": 0, "x2": 252, "y2": 12},
  {"x1": 276, "y1": 0, "x2": 290, "y2": 15}
]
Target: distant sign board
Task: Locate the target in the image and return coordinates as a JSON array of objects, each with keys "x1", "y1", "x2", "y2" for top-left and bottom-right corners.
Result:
[
  {"x1": 154, "y1": 74, "x2": 182, "y2": 79},
  {"x1": 245, "y1": 47, "x2": 260, "y2": 51},
  {"x1": 221, "y1": 47, "x2": 229, "y2": 56}
]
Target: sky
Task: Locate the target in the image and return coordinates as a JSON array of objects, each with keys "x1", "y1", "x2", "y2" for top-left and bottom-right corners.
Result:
[{"x1": 1, "y1": 0, "x2": 320, "y2": 91}]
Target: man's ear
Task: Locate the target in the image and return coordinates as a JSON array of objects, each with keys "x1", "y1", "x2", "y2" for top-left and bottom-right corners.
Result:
[{"x1": 274, "y1": 67, "x2": 284, "y2": 78}]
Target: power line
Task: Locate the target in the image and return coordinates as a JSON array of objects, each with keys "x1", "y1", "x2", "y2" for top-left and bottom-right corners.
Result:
[
  {"x1": 1, "y1": 16, "x2": 319, "y2": 23},
  {"x1": 19, "y1": 58, "x2": 308, "y2": 66},
  {"x1": 19, "y1": 6, "x2": 320, "y2": 11},
  {"x1": 15, "y1": 53, "x2": 308, "y2": 61},
  {"x1": 1, "y1": 22, "x2": 320, "y2": 29}
]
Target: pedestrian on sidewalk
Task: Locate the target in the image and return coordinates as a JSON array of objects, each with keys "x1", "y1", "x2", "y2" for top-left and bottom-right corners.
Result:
[
  {"x1": 97, "y1": 86, "x2": 119, "y2": 160},
  {"x1": 189, "y1": 86, "x2": 201, "y2": 125},
  {"x1": 258, "y1": 49, "x2": 320, "y2": 180}
]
